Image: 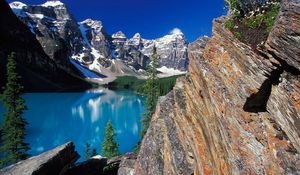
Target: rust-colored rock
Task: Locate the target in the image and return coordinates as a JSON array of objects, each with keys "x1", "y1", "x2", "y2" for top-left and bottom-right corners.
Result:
[{"x1": 135, "y1": 3, "x2": 300, "y2": 174}]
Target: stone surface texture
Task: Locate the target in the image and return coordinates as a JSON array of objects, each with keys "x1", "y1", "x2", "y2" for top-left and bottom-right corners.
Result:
[
  {"x1": 0, "y1": 142, "x2": 79, "y2": 175},
  {"x1": 135, "y1": 1, "x2": 300, "y2": 173},
  {"x1": 0, "y1": 0, "x2": 91, "y2": 92},
  {"x1": 267, "y1": 0, "x2": 300, "y2": 71}
]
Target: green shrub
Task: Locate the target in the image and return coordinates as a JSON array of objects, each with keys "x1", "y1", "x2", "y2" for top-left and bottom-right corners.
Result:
[
  {"x1": 243, "y1": 14, "x2": 264, "y2": 29},
  {"x1": 224, "y1": 19, "x2": 235, "y2": 31},
  {"x1": 225, "y1": 0, "x2": 240, "y2": 17},
  {"x1": 225, "y1": 0, "x2": 280, "y2": 19},
  {"x1": 234, "y1": 31, "x2": 244, "y2": 41},
  {"x1": 264, "y1": 5, "x2": 280, "y2": 32},
  {"x1": 243, "y1": 4, "x2": 279, "y2": 32}
]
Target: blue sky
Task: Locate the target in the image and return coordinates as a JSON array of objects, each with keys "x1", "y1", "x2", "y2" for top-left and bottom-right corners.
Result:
[{"x1": 7, "y1": 0, "x2": 226, "y2": 42}]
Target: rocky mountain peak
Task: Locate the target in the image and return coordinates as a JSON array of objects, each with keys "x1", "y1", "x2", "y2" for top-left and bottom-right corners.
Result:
[
  {"x1": 162, "y1": 28, "x2": 186, "y2": 41},
  {"x1": 41, "y1": 0, "x2": 65, "y2": 7},
  {"x1": 9, "y1": 1, "x2": 28, "y2": 17},
  {"x1": 9, "y1": 1, "x2": 189, "y2": 82},
  {"x1": 10, "y1": 0, "x2": 85, "y2": 67},
  {"x1": 127, "y1": 33, "x2": 142, "y2": 46},
  {"x1": 112, "y1": 31, "x2": 127, "y2": 39},
  {"x1": 133, "y1": 33, "x2": 141, "y2": 39},
  {"x1": 80, "y1": 19, "x2": 104, "y2": 33},
  {"x1": 9, "y1": 1, "x2": 26, "y2": 9}
]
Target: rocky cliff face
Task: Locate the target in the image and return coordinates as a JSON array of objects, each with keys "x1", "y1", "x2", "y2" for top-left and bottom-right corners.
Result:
[
  {"x1": 139, "y1": 29, "x2": 189, "y2": 71},
  {"x1": 9, "y1": 1, "x2": 188, "y2": 82},
  {"x1": 0, "y1": 0, "x2": 91, "y2": 92},
  {"x1": 9, "y1": 1, "x2": 86, "y2": 69},
  {"x1": 266, "y1": 0, "x2": 300, "y2": 71},
  {"x1": 135, "y1": 0, "x2": 300, "y2": 174}
]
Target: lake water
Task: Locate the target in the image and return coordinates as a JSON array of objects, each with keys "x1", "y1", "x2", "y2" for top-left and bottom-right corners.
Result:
[{"x1": 0, "y1": 88, "x2": 145, "y2": 161}]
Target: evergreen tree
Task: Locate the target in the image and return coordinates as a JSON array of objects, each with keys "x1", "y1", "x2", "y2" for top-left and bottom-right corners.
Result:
[
  {"x1": 101, "y1": 120, "x2": 119, "y2": 158},
  {"x1": 85, "y1": 143, "x2": 91, "y2": 160},
  {"x1": 141, "y1": 46, "x2": 160, "y2": 138},
  {"x1": 91, "y1": 148, "x2": 97, "y2": 157},
  {"x1": 0, "y1": 53, "x2": 30, "y2": 166}
]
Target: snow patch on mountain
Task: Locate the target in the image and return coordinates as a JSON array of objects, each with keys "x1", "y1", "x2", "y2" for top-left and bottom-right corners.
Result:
[
  {"x1": 80, "y1": 19, "x2": 103, "y2": 33},
  {"x1": 42, "y1": 1, "x2": 64, "y2": 7},
  {"x1": 70, "y1": 59, "x2": 105, "y2": 79},
  {"x1": 9, "y1": 1, "x2": 27, "y2": 17},
  {"x1": 9, "y1": 1, "x2": 26, "y2": 9},
  {"x1": 157, "y1": 66, "x2": 186, "y2": 77},
  {"x1": 112, "y1": 31, "x2": 126, "y2": 39},
  {"x1": 91, "y1": 48, "x2": 103, "y2": 59},
  {"x1": 89, "y1": 59, "x2": 103, "y2": 73},
  {"x1": 27, "y1": 13, "x2": 45, "y2": 19}
]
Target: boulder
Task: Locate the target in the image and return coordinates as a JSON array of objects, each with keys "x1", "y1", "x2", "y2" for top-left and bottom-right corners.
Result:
[{"x1": 0, "y1": 142, "x2": 79, "y2": 175}]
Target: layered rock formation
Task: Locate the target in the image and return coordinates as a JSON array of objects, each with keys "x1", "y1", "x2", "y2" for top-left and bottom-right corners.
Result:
[
  {"x1": 266, "y1": 0, "x2": 300, "y2": 71},
  {"x1": 135, "y1": 1, "x2": 300, "y2": 174},
  {"x1": 0, "y1": 0, "x2": 91, "y2": 92},
  {"x1": 0, "y1": 142, "x2": 79, "y2": 175}
]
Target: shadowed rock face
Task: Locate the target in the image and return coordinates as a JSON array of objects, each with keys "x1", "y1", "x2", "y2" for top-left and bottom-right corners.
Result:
[
  {"x1": 11, "y1": 1, "x2": 86, "y2": 68},
  {"x1": 135, "y1": 1, "x2": 300, "y2": 174},
  {"x1": 0, "y1": 142, "x2": 79, "y2": 175},
  {"x1": 267, "y1": 0, "x2": 300, "y2": 71},
  {"x1": 63, "y1": 152, "x2": 137, "y2": 175}
]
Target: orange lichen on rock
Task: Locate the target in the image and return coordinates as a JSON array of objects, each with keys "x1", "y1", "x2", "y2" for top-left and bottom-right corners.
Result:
[{"x1": 134, "y1": 1, "x2": 300, "y2": 173}]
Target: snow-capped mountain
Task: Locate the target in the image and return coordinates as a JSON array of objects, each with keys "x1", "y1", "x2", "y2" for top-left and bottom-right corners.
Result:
[
  {"x1": 9, "y1": 1, "x2": 188, "y2": 83},
  {"x1": 0, "y1": 0, "x2": 92, "y2": 91},
  {"x1": 10, "y1": 1, "x2": 85, "y2": 69}
]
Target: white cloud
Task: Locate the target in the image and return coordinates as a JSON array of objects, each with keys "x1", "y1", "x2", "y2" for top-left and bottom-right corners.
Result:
[{"x1": 170, "y1": 28, "x2": 183, "y2": 35}]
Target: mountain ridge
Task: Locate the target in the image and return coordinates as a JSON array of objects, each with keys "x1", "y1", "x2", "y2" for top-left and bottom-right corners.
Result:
[
  {"x1": 0, "y1": 0, "x2": 92, "y2": 92},
  {"x1": 9, "y1": 0, "x2": 189, "y2": 84}
]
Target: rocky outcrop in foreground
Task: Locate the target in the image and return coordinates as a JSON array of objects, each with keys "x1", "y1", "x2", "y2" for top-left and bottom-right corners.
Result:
[
  {"x1": 135, "y1": 0, "x2": 300, "y2": 174},
  {"x1": 63, "y1": 153, "x2": 136, "y2": 175},
  {"x1": 0, "y1": 142, "x2": 79, "y2": 175},
  {"x1": 0, "y1": 142, "x2": 137, "y2": 175}
]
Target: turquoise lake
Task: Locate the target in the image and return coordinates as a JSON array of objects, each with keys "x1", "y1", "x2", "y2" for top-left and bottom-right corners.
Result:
[{"x1": 0, "y1": 88, "x2": 145, "y2": 161}]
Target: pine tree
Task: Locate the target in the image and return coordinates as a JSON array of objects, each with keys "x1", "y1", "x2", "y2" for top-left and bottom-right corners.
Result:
[
  {"x1": 0, "y1": 53, "x2": 30, "y2": 166},
  {"x1": 85, "y1": 143, "x2": 91, "y2": 160},
  {"x1": 91, "y1": 148, "x2": 97, "y2": 157},
  {"x1": 141, "y1": 46, "x2": 160, "y2": 138},
  {"x1": 101, "y1": 120, "x2": 119, "y2": 158}
]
